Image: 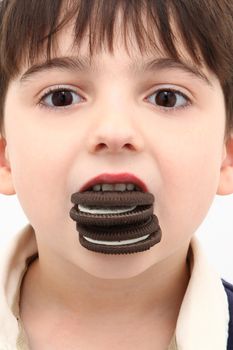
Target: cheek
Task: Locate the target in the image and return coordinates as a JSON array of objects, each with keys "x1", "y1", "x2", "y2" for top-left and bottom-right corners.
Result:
[
  {"x1": 5, "y1": 122, "x2": 80, "y2": 230},
  {"x1": 153, "y1": 117, "x2": 225, "y2": 243}
]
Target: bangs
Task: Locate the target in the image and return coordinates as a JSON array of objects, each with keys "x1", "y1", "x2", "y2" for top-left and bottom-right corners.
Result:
[{"x1": 0, "y1": 0, "x2": 231, "y2": 79}]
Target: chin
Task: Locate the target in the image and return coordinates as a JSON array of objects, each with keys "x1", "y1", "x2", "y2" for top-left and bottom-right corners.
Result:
[{"x1": 78, "y1": 249, "x2": 153, "y2": 280}]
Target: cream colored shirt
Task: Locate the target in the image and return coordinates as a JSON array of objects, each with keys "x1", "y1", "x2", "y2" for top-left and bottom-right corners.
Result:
[{"x1": 0, "y1": 225, "x2": 230, "y2": 350}]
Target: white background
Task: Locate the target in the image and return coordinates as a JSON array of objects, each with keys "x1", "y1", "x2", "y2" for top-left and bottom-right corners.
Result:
[{"x1": 0, "y1": 193, "x2": 233, "y2": 283}]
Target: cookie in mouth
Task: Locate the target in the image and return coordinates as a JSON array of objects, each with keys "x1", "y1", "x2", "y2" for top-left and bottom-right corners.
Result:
[{"x1": 70, "y1": 185, "x2": 162, "y2": 254}]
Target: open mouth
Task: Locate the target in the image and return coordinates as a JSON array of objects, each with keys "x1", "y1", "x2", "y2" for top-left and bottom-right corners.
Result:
[{"x1": 70, "y1": 185, "x2": 162, "y2": 254}]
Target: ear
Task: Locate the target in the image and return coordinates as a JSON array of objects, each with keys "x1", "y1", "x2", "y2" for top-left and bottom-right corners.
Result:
[
  {"x1": 217, "y1": 133, "x2": 233, "y2": 195},
  {"x1": 0, "y1": 135, "x2": 16, "y2": 195}
]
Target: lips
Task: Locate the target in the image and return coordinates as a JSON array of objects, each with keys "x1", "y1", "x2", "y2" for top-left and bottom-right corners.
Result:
[{"x1": 79, "y1": 173, "x2": 148, "y2": 192}]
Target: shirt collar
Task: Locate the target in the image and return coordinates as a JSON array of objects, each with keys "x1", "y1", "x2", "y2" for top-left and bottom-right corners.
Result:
[
  {"x1": 0, "y1": 225, "x2": 37, "y2": 347},
  {"x1": 175, "y1": 235, "x2": 229, "y2": 350},
  {"x1": 0, "y1": 226, "x2": 230, "y2": 349}
]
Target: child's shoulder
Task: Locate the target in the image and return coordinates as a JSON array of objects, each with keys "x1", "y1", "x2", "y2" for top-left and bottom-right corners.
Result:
[
  {"x1": 222, "y1": 279, "x2": 233, "y2": 350},
  {"x1": 222, "y1": 278, "x2": 233, "y2": 299}
]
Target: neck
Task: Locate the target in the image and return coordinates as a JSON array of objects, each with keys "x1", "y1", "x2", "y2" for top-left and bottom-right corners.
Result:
[{"x1": 21, "y1": 241, "x2": 191, "y2": 320}]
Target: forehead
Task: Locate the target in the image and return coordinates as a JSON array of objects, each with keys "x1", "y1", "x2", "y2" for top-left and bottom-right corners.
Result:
[
  {"x1": 3, "y1": 0, "x2": 230, "y2": 92},
  {"x1": 17, "y1": 19, "x2": 212, "y2": 88},
  {"x1": 6, "y1": 0, "x2": 218, "y2": 85}
]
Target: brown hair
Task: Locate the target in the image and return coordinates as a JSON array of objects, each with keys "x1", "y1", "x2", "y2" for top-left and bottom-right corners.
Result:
[{"x1": 0, "y1": 0, "x2": 233, "y2": 138}]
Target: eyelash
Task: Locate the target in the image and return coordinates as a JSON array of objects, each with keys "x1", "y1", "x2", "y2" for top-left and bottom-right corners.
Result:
[
  {"x1": 38, "y1": 85, "x2": 191, "y2": 112},
  {"x1": 38, "y1": 86, "x2": 83, "y2": 111}
]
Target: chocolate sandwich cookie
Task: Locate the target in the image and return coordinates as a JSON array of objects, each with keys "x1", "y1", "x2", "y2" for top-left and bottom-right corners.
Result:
[{"x1": 70, "y1": 191, "x2": 162, "y2": 254}]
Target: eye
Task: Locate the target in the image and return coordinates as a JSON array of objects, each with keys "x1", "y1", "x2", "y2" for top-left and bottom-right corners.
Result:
[
  {"x1": 146, "y1": 89, "x2": 190, "y2": 109},
  {"x1": 39, "y1": 87, "x2": 83, "y2": 109}
]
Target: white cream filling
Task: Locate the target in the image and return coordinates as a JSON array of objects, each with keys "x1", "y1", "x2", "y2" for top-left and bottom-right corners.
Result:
[
  {"x1": 83, "y1": 234, "x2": 150, "y2": 246},
  {"x1": 78, "y1": 204, "x2": 136, "y2": 214}
]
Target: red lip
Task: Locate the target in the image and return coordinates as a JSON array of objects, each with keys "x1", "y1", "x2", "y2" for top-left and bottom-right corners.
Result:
[{"x1": 79, "y1": 173, "x2": 148, "y2": 192}]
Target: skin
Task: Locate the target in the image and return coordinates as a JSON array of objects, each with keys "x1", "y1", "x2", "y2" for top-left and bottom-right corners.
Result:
[{"x1": 1, "y1": 22, "x2": 233, "y2": 349}]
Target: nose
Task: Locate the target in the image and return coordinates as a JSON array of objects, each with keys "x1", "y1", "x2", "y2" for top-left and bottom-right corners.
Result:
[{"x1": 87, "y1": 112, "x2": 144, "y2": 154}]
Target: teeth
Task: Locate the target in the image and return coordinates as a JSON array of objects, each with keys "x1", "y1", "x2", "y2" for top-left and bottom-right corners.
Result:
[
  {"x1": 92, "y1": 183, "x2": 136, "y2": 192},
  {"x1": 102, "y1": 184, "x2": 116, "y2": 191},
  {"x1": 114, "y1": 183, "x2": 127, "y2": 191},
  {"x1": 93, "y1": 184, "x2": 101, "y2": 191},
  {"x1": 83, "y1": 234, "x2": 150, "y2": 246}
]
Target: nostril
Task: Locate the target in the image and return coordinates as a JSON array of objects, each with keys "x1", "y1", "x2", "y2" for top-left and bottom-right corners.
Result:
[
  {"x1": 125, "y1": 143, "x2": 135, "y2": 151},
  {"x1": 94, "y1": 142, "x2": 134, "y2": 152},
  {"x1": 95, "y1": 143, "x2": 107, "y2": 152}
]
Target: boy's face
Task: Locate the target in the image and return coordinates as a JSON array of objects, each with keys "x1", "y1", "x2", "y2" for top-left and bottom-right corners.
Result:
[{"x1": 2, "y1": 24, "x2": 227, "y2": 278}]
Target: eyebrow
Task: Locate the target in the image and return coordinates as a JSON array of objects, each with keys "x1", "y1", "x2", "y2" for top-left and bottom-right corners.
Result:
[
  {"x1": 19, "y1": 55, "x2": 211, "y2": 86},
  {"x1": 135, "y1": 58, "x2": 211, "y2": 86},
  {"x1": 19, "y1": 56, "x2": 93, "y2": 83}
]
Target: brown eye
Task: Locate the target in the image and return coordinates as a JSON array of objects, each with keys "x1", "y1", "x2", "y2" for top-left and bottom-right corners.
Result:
[
  {"x1": 156, "y1": 91, "x2": 177, "y2": 107},
  {"x1": 51, "y1": 91, "x2": 73, "y2": 106},
  {"x1": 147, "y1": 89, "x2": 189, "y2": 109},
  {"x1": 41, "y1": 89, "x2": 82, "y2": 108}
]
